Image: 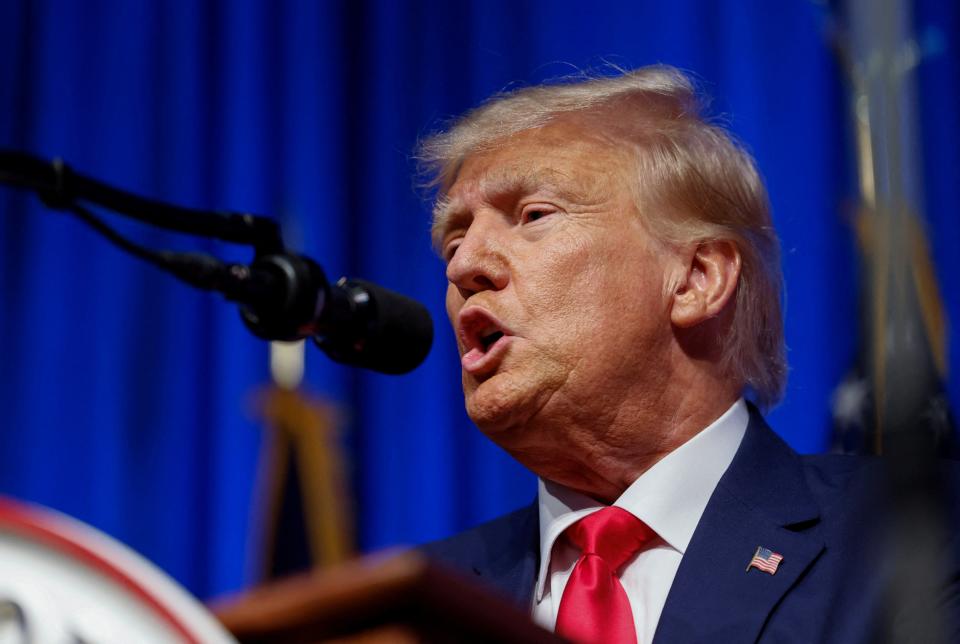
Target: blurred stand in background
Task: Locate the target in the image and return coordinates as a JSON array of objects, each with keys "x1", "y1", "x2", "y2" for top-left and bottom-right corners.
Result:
[
  {"x1": 249, "y1": 340, "x2": 354, "y2": 581},
  {"x1": 828, "y1": 0, "x2": 955, "y2": 457},
  {"x1": 828, "y1": 0, "x2": 958, "y2": 641}
]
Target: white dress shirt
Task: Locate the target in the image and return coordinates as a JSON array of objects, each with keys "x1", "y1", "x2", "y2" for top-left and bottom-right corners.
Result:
[{"x1": 532, "y1": 398, "x2": 749, "y2": 643}]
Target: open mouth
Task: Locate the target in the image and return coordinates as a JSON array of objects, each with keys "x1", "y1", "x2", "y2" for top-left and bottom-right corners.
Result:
[
  {"x1": 479, "y1": 329, "x2": 504, "y2": 352},
  {"x1": 458, "y1": 307, "x2": 513, "y2": 374}
]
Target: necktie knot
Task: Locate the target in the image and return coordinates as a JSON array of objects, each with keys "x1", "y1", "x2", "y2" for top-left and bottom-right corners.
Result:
[
  {"x1": 555, "y1": 506, "x2": 655, "y2": 643},
  {"x1": 566, "y1": 506, "x2": 654, "y2": 571}
]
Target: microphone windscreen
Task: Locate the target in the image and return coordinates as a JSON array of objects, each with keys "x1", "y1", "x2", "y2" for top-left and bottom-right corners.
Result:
[{"x1": 318, "y1": 278, "x2": 434, "y2": 374}]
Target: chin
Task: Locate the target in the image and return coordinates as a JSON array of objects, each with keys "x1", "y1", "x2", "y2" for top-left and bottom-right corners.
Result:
[
  {"x1": 464, "y1": 376, "x2": 519, "y2": 428},
  {"x1": 464, "y1": 371, "x2": 545, "y2": 440},
  {"x1": 466, "y1": 398, "x2": 520, "y2": 436}
]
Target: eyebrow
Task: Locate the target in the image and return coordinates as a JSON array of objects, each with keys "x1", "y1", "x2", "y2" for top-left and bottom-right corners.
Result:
[
  {"x1": 431, "y1": 195, "x2": 463, "y2": 251},
  {"x1": 431, "y1": 167, "x2": 580, "y2": 249}
]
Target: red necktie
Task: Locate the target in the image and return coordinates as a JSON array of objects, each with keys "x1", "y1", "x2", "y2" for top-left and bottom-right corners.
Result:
[{"x1": 555, "y1": 506, "x2": 655, "y2": 644}]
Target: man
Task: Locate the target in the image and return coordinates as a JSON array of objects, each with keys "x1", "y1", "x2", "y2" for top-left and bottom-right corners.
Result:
[{"x1": 416, "y1": 66, "x2": 955, "y2": 643}]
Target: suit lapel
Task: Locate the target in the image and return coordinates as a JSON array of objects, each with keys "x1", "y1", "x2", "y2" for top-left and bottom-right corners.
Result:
[
  {"x1": 470, "y1": 502, "x2": 540, "y2": 607},
  {"x1": 654, "y1": 408, "x2": 825, "y2": 643}
]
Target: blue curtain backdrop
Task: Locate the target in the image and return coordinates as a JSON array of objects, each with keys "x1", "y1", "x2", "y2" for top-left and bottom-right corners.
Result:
[{"x1": 0, "y1": 1, "x2": 956, "y2": 599}]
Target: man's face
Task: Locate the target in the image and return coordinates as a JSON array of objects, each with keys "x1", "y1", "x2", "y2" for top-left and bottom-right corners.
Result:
[{"x1": 437, "y1": 120, "x2": 680, "y2": 460}]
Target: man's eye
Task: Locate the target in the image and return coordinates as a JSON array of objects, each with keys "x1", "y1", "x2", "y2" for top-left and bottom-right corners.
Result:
[
  {"x1": 443, "y1": 241, "x2": 461, "y2": 262},
  {"x1": 522, "y1": 207, "x2": 554, "y2": 223}
]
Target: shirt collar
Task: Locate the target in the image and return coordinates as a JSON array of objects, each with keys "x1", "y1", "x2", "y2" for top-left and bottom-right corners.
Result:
[{"x1": 535, "y1": 398, "x2": 749, "y2": 601}]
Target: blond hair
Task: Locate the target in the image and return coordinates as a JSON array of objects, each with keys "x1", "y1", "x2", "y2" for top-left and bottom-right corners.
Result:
[{"x1": 417, "y1": 66, "x2": 786, "y2": 408}]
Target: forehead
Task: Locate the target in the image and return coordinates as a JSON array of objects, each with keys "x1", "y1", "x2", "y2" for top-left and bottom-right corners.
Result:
[
  {"x1": 453, "y1": 122, "x2": 620, "y2": 198},
  {"x1": 433, "y1": 121, "x2": 628, "y2": 238}
]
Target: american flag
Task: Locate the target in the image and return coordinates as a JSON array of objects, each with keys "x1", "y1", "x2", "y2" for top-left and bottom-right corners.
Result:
[{"x1": 746, "y1": 546, "x2": 783, "y2": 575}]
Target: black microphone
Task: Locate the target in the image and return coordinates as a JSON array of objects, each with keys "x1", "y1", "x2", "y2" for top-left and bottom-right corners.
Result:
[
  {"x1": 314, "y1": 276, "x2": 435, "y2": 375},
  {"x1": 166, "y1": 252, "x2": 433, "y2": 374},
  {"x1": 0, "y1": 151, "x2": 433, "y2": 373}
]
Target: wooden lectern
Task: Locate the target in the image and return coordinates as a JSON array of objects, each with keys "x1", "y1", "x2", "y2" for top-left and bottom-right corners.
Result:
[{"x1": 212, "y1": 552, "x2": 564, "y2": 643}]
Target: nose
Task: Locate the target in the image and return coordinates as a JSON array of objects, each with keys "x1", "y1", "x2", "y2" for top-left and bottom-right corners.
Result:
[{"x1": 445, "y1": 215, "x2": 509, "y2": 299}]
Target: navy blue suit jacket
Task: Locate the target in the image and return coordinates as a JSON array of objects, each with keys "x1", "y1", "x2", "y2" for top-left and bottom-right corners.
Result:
[{"x1": 421, "y1": 410, "x2": 960, "y2": 642}]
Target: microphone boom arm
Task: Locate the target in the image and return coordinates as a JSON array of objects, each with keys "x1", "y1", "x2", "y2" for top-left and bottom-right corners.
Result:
[
  {"x1": 0, "y1": 149, "x2": 433, "y2": 374},
  {"x1": 0, "y1": 150, "x2": 284, "y2": 254}
]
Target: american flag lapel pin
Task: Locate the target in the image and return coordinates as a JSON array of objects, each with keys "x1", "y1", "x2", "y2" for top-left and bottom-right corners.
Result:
[{"x1": 746, "y1": 546, "x2": 783, "y2": 575}]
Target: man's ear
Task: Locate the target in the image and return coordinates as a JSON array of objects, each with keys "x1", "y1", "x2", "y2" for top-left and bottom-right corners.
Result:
[{"x1": 670, "y1": 240, "x2": 741, "y2": 328}]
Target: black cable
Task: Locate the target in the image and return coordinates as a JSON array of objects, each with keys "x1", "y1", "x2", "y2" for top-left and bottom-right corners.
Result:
[
  {"x1": 67, "y1": 203, "x2": 246, "y2": 295},
  {"x1": 68, "y1": 203, "x2": 176, "y2": 272}
]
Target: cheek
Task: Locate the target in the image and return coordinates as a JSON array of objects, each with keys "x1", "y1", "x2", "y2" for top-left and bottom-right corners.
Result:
[
  {"x1": 445, "y1": 283, "x2": 463, "y2": 323},
  {"x1": 516, "y1": 244, "x2": 603, "y2": 341},
  {"x1": 535, "y1": 232, "x2": 629, "y2": 307},
  {"x1": 533, "y1": 236, "x2": 668, "y2": 339}
]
